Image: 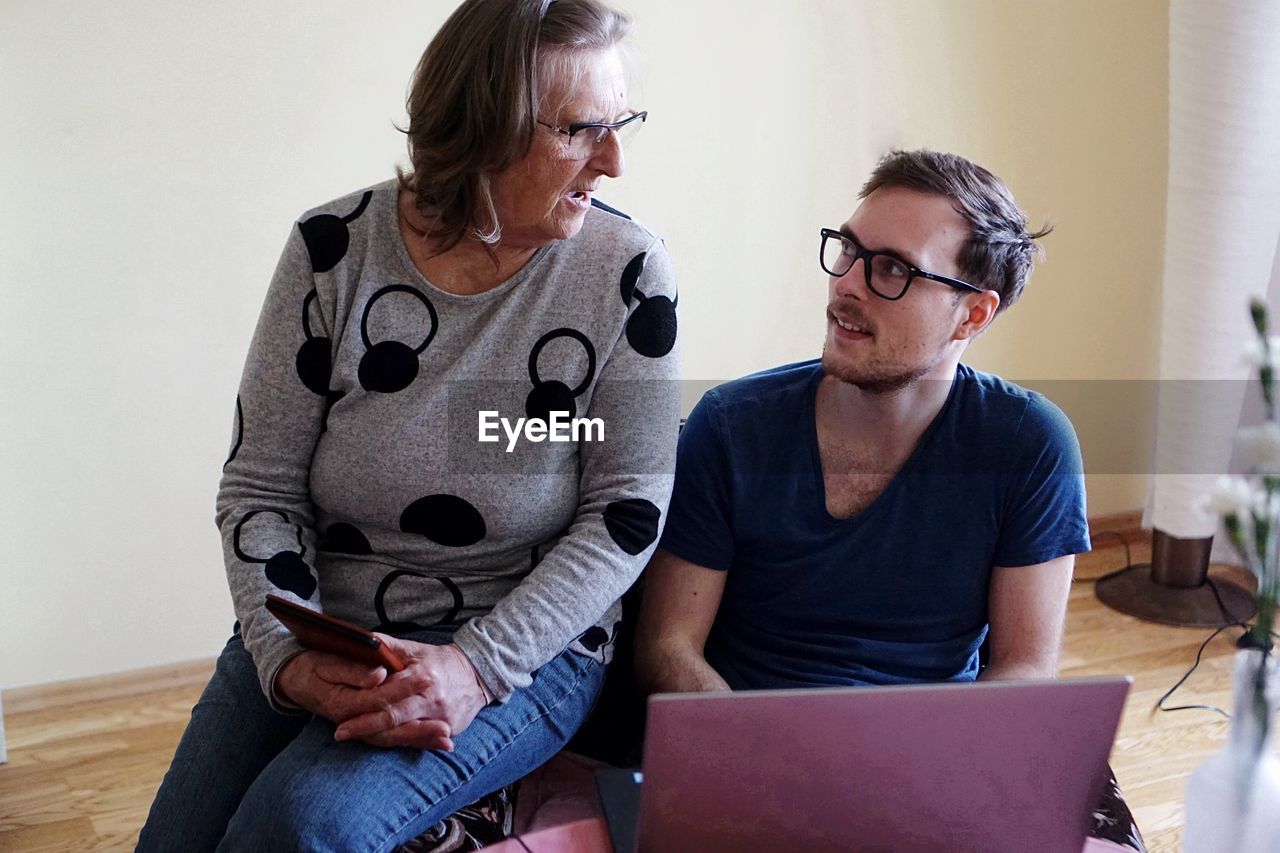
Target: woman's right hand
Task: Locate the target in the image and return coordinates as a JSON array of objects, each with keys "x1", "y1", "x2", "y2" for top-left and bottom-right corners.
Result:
[
  {"x1": 275, "y1": 651, "x2": 454, "y2": 750},
  {"x1": 274, "y1": 651, "x2": 396, "y2": 722}
]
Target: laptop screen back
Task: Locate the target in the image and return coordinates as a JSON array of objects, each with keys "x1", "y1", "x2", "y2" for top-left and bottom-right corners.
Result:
[{"x1": 636, "y1": 677, "x2": 1130, "y2": 853}]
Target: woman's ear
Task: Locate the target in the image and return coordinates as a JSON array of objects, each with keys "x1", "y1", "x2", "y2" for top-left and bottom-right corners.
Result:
[{"x1": 953, "y1": 290, "x2": 1001, "y2": 341}]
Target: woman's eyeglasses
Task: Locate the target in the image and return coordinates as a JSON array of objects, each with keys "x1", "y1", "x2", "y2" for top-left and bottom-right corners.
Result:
[{"x1": 537, "y1": 111, "x2": 648, "y2": 160}]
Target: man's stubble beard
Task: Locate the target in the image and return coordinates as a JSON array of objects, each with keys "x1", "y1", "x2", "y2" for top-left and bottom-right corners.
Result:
[{"x1": 820, "y1": 339, "x2": 946, "y2": 396}]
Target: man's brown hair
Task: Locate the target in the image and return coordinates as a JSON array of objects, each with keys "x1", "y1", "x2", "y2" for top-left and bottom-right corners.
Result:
[{"x1": 860, "y1": 149, "x2": 1052, "y2": 313}]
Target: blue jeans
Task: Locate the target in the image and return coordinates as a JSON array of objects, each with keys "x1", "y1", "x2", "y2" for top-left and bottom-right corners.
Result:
[{"x1": 137, "y1": 629, "x2": 605, "y2": 853}]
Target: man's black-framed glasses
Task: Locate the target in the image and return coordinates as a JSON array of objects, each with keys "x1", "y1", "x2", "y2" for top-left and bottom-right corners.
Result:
[
  {"x1": 819, "y1": 227, "x2": 984, "y2": 301},
  {"x1": 536, "y1": 111, "x2": 648, "y2": 160}
]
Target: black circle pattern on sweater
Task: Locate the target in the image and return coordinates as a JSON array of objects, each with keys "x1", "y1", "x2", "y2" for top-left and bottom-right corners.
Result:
[
  {"x1": 619, "y1": 252, "x2": 646, "y2": 306},
  {"x1": 298, "y1": 190, "x2": 372, "y2": 274},
  {"x1": 400, "y1": 494, "x2": 487, "y2": 547},
  {"x1": 602, "y1": 498, "x2": 662, "y2": 555},
  {"x1": 294, "y1": 289, "x2": 346, "y2": 431},
  {"x1": 358, "y1": 285, "x2": 439, "y2": 393},
  {"x1": 577, "y1": 625, "x2": 612, "y2": 652},
  {"x1": 224, "y1": 395, "x2": 244, "y2": 469},
  {"x1": 295, "y1": 289, "x2": 333, "y2": 397},
  {"x1": 618, "y1": 251, "x2": 678, "y2": 358},
  {"x1": 373, "y1": 571, "x2": 464, "y2": 633},
  {"x1": 526, "y1": 328, "x2": 597, "y2": 421},
  {"x1": 233, "y1": 510, "x2": 317, "y2": 600},
  {"x1": 318, "y1": 522, "x2": 373, "y2": 555},
  {"x1": 265, "y1": 552, "x2": 317, "y2": 601}
]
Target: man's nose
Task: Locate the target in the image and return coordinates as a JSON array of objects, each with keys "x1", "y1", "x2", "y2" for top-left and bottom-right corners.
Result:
[{"x1": 833, "y1": 258, "x2": 869, "y2": 298}]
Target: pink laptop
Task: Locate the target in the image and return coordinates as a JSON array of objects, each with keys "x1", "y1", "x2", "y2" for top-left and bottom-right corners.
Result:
[{"x1": 632, "y1": 677, "x2": 1131, "y2": 853}]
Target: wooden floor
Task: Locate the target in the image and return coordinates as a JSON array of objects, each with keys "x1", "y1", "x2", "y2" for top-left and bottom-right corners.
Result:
[{"x1": 0, "y1": 534, "x2": 1273, "y2": 852}]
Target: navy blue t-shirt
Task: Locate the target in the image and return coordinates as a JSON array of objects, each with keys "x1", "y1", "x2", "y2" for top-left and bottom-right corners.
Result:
[{"x1": 659, "y1": 360, "x2": 1089, "y2": 690}]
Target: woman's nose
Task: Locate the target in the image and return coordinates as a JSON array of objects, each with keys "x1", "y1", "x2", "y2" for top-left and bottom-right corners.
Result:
[{"x1": 589, "y1": 130, "x2": 625, "y2": 178}]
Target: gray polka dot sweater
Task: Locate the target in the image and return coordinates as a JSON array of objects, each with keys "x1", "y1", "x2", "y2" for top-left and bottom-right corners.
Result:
[{"x1": 217, "y1": 179, "x2": 680, "y2": 706}]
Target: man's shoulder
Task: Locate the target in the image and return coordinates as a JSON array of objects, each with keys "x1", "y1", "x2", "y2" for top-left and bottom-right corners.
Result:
[
  {"x1": 958, "y1": 366, "x2": 1070, "y2": 422},
  {"x1": 954, "y1": 365, "x2": 1080, "y2": 452},
  {"x1": 704, "y1": 360, "x2": 823, "y2": 414},
  {"x1": 956, "y1": 364, "x2": 1035, "y2": 403}
]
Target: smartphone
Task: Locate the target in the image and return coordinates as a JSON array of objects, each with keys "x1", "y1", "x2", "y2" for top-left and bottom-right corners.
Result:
[{"x1": 265, "y1": 594, "x2": 405, "y2": 672}]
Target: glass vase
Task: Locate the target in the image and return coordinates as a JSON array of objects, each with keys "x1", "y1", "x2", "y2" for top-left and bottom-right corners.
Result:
[{"x1": 1182, "y1": 646, "x2": 1280, "y2": 852}]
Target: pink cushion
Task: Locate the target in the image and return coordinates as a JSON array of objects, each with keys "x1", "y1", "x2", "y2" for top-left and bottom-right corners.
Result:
[{"x1": 512, "y1": 751, "x2": 609, "y2": 835}]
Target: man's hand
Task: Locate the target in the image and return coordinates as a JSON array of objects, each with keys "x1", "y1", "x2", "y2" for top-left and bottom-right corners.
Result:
[{"x1": 332, "y1": 639, "x2": 490, "y2": 751}]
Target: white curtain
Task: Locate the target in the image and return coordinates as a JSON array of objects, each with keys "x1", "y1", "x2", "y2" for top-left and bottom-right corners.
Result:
[{"x1": 1149, "y1": 0, "x2": 1280, "y2": 539}]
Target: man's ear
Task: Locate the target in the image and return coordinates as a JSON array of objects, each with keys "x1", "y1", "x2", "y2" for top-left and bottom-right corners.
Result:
[{"x1": 953, "y1": 290, "x2": 1000, "y2": 341}]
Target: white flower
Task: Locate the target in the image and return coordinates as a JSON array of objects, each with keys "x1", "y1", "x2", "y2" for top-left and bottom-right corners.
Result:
[
  {"x1": 1242, "y1": 336, "x2": 1280, "y2": 369},
  {"x1": 1237, "y1": 422, "x2": 1280, "y2": 474},
  {"x1": 1203, "y1": 475, "x2": 1264, "y2": 517}
]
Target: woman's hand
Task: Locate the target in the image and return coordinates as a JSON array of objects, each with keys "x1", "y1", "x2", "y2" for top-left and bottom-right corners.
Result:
[
  {"x1": 333, "y1": 638, "x2": 490, "y2": 751},
  {"x1": 275, "y1": 650, "x2": 399, "y2": 722}
]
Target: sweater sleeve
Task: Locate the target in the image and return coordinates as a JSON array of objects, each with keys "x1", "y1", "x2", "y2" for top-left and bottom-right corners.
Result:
[
  {"x1": 215, "y1": 221, "x2": 329, "y2": 709},
  {"x1": 451, "y1": 239, "x2": 682, "y2": 700}
]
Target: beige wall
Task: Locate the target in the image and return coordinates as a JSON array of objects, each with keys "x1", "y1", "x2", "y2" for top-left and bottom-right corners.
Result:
[
  {"x1": 0, "y1": 0, "x2": 1167, "y2": 689},
  {"x1": 876, "y1": 0, "x2": 1168, "y2": 520}
]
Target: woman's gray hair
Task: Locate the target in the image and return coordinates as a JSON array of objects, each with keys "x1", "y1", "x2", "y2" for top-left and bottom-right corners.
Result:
[{"x1": 397, "y1": 0, "x2": 631, "y2": 251}]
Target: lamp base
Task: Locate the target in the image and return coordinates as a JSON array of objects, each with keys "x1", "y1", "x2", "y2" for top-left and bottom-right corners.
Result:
[{"x1": 1095, "y1": 564, "x2": 1258, "y2": 627}]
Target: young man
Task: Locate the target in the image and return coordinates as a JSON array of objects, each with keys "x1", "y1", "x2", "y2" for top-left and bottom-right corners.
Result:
[{"x1": 636, "y1": 149, "x2": 1087, "y2": 695}]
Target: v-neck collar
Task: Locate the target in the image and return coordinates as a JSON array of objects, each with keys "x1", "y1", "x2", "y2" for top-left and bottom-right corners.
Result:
[{"x1": 807, "y1": 365, "x2": 963, "y2": 525}]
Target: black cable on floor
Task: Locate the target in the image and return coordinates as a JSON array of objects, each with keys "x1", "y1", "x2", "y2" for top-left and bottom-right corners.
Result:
[
  {"x1": 1154, "y1": 578, "x2": 1254, "y2": 719},
  {"x1": 1074, "y1": 530, "x2": 1259, "y2": 718}
]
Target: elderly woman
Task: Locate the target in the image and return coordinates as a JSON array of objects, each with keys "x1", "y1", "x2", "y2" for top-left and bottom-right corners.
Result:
[{"x1": 137, "y1": 0, "x2": 679, "y2": 849}]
